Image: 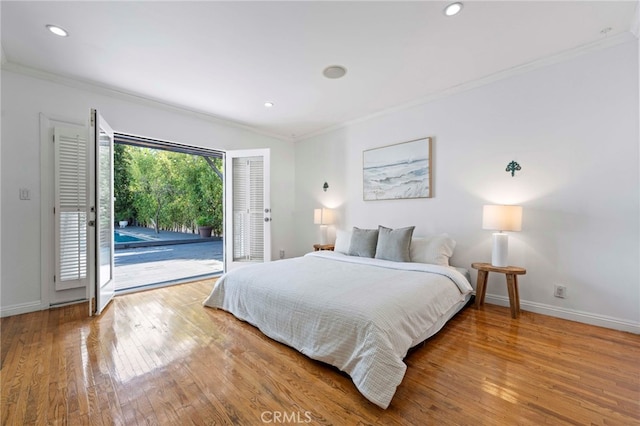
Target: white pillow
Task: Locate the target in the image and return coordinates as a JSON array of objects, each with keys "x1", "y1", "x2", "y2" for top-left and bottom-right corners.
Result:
[
  {"x1": 334, "y1": 229, "x2": 352, "y2": 254},
  {"x1": 410, "y1": 234, "x2": 456, "y2": 266}
]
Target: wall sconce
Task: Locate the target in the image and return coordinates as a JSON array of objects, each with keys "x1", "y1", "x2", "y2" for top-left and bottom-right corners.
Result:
[{"x1": 323, "y1": 182, "x2": 329, "y2": 192}]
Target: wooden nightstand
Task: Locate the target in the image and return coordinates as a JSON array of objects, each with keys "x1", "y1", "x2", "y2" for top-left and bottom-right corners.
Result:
[
  {"x1": 313, "y1": 244, "x2": 335, "y2": 251},
  {"x1": 471, "y1": 262, "x2": 527, "y2": 319}
]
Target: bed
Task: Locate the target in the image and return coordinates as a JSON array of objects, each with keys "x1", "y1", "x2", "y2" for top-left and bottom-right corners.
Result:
[{"x1": 203, "y1": 228, "x2": 473, "y2": 409}]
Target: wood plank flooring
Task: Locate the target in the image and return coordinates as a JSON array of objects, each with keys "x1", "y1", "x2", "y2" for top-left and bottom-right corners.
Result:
[{"x1": 1, "y1": 279, "x2": 638, "y2": 425}]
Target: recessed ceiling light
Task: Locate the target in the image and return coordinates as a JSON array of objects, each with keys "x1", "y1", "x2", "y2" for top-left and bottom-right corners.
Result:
[
  {"x1": 323, "y1": 65, "x2": 347, "y2": 79},
  {"x1": 46, "y1": 24, "x2": 68, "y2": 37},
  {"x1": 264, "y1": 102, "x2": 274, "y2": 108},
  {"x1": 444, "y1": 2, "x2": 463, "y2": 17}
]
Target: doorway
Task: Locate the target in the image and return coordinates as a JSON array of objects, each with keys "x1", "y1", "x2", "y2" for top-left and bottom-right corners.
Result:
[
  {"x1": 44, "y1": 112, "x2": 272, "y2": 314},
  {"x1": 112, "y1": 134, "x2": 224, "y2": 293}
]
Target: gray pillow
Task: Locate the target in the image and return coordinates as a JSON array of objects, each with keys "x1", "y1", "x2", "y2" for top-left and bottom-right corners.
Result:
[
  {"x1": 348, "y1": 227, "x2": 379, "y2": 258},
  {"x1": 375, "y1": 225, "x2": 415, "y2": 262}
]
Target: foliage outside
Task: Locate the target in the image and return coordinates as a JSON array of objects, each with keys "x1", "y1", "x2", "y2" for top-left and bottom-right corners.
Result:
[{"x1": 114, "y1": 144, "x2": 223, "y2": 236}]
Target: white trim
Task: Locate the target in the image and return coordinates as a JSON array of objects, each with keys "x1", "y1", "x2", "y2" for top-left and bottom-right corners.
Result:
[
  {"x1": 297, "y1": 32, "x2": 636, "y2": 142},
  {"x1": 0, "y1": 300, "x2": 46, "y2": 318},
  {"x1": 2, "y1": 62, "x2": 292, "y2": 143},
  {"x1": 3, "y1": 31, "x2": 634, "y2": 145},
  {"x1": 39, "y1": 114, "x2": 53, "y2": 311},
  {"x1": 484, "y1": 294, "x2": 640, "y2": 335}
]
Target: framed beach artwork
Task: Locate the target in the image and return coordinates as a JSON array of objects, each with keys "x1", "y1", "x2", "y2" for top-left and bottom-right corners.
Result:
[{"x1": 363, "y1": 137, "x2": 432, "y2": 201}]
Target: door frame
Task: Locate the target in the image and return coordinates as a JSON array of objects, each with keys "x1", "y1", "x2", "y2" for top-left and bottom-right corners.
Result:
[{"x1": 112, "y1": 133, "x2": 225, "y2": 291}]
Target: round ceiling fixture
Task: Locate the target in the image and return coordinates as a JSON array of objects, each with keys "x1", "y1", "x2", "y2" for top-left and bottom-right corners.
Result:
[
  {"x1": 264, "y1": 101, "x2": 274, "y2": 108},
  {"x1": 444, "y1": 2, "x2": 463, "y2": 17},
  {"x1": 323, "y1": 65, "x2": 347, "y2": 79},
  {"x1": 46, "y1": 24, "x2": 69, "y2": 37}
]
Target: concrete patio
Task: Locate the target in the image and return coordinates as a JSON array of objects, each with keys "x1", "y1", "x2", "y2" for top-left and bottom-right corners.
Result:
[{"x1": 114, "y1": 226, "x2": 223, "y2": 291}]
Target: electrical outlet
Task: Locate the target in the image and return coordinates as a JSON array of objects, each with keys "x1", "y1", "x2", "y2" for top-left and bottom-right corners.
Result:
[
  {"x1": 19, "y1": 188, "x2": 30, "y2": 200},
  {"x1": 554, "y1": 285, "x2": 567, "y2": 298},
  {"x1": 279, "y1": 249, "x2": 285, "y2": 259}
]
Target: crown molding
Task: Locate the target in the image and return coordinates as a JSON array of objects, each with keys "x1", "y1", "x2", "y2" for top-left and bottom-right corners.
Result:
[
  {"x1": 2, "y1": 28, "x2": 634, "y2": 145},
  {"x1": 296, "y1": 31, "x2": 636, "y2": 142},
  {"x1": 1, "y1": 61, "x2": 294, "y2": 143}
]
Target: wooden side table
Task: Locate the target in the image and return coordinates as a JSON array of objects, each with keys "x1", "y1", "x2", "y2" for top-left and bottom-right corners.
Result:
[
  {"x1": 471, "y1": 262, "x2": 527, "y2": 319},
  {"x1": 313, "y1": 244, "x2": 335, "y2": 251}
]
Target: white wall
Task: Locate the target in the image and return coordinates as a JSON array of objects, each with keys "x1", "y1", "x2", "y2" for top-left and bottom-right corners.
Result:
[
  {"x1": 636, "y1": 12, "x2": 640, "y2": 329},
  {"x1": 295, "y1": 40, "x2": 640, "y2": 333},
  {"x1": 0, "y1": 68, "x2": 295, "y2": 315}
]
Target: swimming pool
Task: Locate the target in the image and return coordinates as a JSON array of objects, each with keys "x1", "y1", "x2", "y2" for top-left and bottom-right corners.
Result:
[{"x1": 114, "y1": 231, "x2": 146, "y2": 243}]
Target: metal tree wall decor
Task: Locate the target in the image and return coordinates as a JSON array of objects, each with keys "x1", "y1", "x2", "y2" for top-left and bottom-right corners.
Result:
[{"x1": 506, "y1": 160, "x2": 521, "y2": 177}]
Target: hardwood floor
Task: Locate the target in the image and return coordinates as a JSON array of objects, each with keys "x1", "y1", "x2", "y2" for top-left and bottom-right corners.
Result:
[{"x1": 1, "y1": 279, "x2": 638, "y2": 425}]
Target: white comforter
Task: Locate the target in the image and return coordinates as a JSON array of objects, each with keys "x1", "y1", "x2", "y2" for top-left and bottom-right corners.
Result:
[{"x1": 203, "y1": 251, "x2": 473, "y2": 408}]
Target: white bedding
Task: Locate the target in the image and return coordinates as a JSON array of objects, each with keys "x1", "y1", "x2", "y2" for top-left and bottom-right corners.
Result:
[{"x1": 203, "y1": 251, "x2": 473, "y2": 408}]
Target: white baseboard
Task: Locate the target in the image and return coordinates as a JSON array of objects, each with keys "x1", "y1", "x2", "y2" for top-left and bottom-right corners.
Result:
[
  {"x1": 1, "y1": 298, "x2": 89, "y2": 318},
  {"x1": 484, "y1": 294, "x2": 640, "y2": 334},
  {"x1": 0, "y1": 300, "x2": 47, "y2": 318}
]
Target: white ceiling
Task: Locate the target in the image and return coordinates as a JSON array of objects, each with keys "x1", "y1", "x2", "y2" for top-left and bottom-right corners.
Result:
[{"x1": 1, "y1": 1, "x2": 638, "y2": 141}]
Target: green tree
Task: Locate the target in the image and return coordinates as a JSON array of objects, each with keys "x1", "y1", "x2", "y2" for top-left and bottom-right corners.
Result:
[
  {"x1": 195, "y1": 157, "x2": 223, "y2": 235},
  {"x1": 114, "y1": 144, "x2": 134, "y2": 222},
  {"x1": 129, "y1": 148, "x2": 176, "y2": 233},
  {"x1": 126, "y1": 146, "x2": 223, "y2": 235}
]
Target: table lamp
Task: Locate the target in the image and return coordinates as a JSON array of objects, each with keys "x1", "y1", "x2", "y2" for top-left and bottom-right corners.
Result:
[
  {"x1": 482, "y1": 205, "x2": 522, "y2": 267},
  {"x1": 314, "y1": 208, "x2": 334, "y2": 245}
]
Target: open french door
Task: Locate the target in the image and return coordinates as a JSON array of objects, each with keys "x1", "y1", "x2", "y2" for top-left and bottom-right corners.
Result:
[
  {"x1": 224, "y1": 149, "x2": 271, "y2": 271},
  {"x1": 89, "y1": 109, "x2": 115, "y2": 315}
]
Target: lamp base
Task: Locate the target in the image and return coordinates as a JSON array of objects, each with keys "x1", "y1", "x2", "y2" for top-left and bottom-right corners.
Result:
[
  {"x1": 491, "y1": 232, "x2": 509, "y2": 267},
  {"x1": 319, "y1": 225, "x2": 328, "y2": 245}
]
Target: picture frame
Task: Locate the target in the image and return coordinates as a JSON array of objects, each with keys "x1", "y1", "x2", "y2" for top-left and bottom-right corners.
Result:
[{"x1": 363, "y1": 137, "x2": 432, "y2": 201}]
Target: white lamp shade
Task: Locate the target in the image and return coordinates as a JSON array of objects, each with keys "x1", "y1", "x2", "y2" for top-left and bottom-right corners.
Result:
[
  {"x1": 313, "y1": 208, "x2": 334, "y2": 225},
  {"x1": 482, "y1": 205, "x2": 522, "y2": 232}
]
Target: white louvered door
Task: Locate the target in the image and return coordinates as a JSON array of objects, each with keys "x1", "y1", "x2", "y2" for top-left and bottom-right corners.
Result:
[
  {"x1": 224, "y1": 149, "x2": 271, "y2": 271},
  {"x1": 54, "y1": 127, "x2": 89, "y2": 290}
]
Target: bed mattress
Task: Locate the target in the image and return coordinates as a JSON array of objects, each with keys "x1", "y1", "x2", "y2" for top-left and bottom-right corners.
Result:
[{"x1": 203, "y1": 251, "x2": 473, "y2": 408}]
